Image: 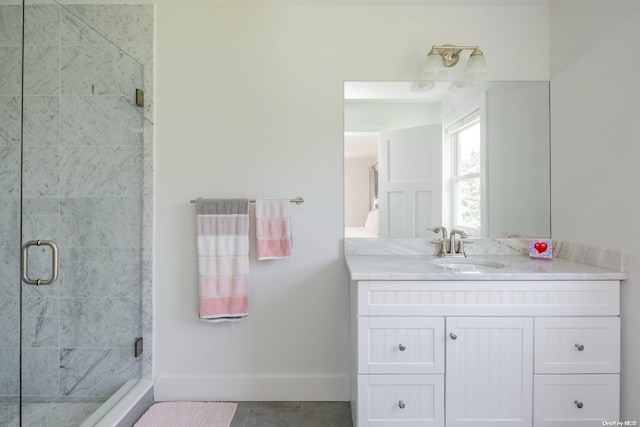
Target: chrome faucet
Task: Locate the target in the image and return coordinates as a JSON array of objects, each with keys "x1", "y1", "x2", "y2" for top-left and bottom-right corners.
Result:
[
  {"x1": 449, "y1": 229, "x2": 468, "y2": 257},
  {"x1": 429, "y1": 226, "x2": 470, "y2": 257}
]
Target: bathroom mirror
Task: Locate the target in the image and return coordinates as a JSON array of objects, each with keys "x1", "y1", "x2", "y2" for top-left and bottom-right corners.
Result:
[{"x1": 344, "y1": 81, "x2": 550, "y2": 239}]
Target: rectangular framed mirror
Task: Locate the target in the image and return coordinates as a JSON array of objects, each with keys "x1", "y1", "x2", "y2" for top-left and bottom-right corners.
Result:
[{"x1": 344, "y1": 81, "x2": 550, "y2": 239}]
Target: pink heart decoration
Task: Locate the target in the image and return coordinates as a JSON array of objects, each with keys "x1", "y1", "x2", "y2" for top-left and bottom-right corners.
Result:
[{"x1": 534, "y1": 242, "x2": 548, "y2": 253}]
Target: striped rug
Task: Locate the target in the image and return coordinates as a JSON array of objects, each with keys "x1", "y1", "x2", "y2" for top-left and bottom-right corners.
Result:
[{"x1": 134, "y1": 402, "x2": 237, "y2": 427}]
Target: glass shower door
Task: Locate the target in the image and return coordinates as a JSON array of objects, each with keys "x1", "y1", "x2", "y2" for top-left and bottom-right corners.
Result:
[
  {"x1": 0, "y1": 2, "x2": 23, "y2": 425},
  {"x1": 16, "y1": 2, "x2": 146, "y2": 425}
]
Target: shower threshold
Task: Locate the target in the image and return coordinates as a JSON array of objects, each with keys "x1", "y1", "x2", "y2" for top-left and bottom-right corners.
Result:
[
  {"x1": 81, "y1": 379, "x2": 153, "y2": 427},
  {"x1": 0, "y1": 380, "x2": 152, "y2": 427}
]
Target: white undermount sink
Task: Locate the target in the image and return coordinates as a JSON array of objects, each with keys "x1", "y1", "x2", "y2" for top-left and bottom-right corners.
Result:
[{"x1": 430, "y1": 257, "x2": 506, "y2": 273}]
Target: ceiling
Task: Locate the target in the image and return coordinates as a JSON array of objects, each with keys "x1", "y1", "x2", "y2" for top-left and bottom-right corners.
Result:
[{"x1": 2, "y1": 0, "x2": 550, "y2": 5}]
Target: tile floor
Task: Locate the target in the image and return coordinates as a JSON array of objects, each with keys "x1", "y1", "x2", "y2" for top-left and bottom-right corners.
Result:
[
  {"x1": 229, "y1": 402, "x2": 353, "y2": 427},
  {"x1": 0, "y1": 400, "x2": 353, "y2": 427},
  {"x1": 0, "y1": 402, "x2": 103, "y2": 427}
]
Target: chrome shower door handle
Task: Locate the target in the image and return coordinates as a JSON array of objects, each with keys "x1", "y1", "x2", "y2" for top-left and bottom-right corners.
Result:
[{"x1": 21, "y1": 240, "x2": 59, "y2": 286}]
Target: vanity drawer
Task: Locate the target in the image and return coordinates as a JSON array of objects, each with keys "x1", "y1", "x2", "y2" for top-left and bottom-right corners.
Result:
[
  {"x1": 358, "y1": 317, "x2": 444, "y2": 374},
  {"x1": 534, "y1": 317, "x2": 620, "y2": 374},
  {"x1": 533, "y1": 374, "x2": 619, "y2": 426},
  {"x1": 357, "y1": 374, "x2": 444, "y2": 427}
]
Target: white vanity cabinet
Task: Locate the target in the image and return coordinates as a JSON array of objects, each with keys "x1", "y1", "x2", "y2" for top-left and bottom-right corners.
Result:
[{"x1": 350, "y1": 280, "x2": 621, "y2": 427}]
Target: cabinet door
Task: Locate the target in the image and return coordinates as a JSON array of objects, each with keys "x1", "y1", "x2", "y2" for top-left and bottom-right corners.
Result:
[{"x1": 446, "y1": 317, "x2": 533, "y2": 426}]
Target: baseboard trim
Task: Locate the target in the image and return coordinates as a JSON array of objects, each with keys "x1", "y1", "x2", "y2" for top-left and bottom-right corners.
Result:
[{"x1": 154, "y1": 374, "x2": 349, "y2": 402}]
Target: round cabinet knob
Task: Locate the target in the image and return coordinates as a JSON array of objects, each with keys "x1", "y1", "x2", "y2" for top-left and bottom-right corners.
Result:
[
  {"x1": 398, "y1": 400, "x2": 406, "y2": 409},
  {"x1": 574, "y1": 400, "x2": 584, "y2": 409},
  {"x1": 450, "y1": 333, "x2": 458, "y2": 340},
  {"x1": 575, "y1": 343, "x2": 585, "y2": 351},
  {"x1": 398, "y1": 344, "x2": 406, "y2": 351}
]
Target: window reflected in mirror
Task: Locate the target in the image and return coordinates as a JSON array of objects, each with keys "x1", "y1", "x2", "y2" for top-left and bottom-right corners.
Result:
[{"x1": 449, "y1": 112, "x2": 482, "y2": 235}]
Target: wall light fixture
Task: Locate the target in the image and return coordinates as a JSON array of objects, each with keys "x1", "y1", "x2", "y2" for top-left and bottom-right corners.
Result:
[{"x1": 420, "y1": 44, "x2": 488, "y2": 79}]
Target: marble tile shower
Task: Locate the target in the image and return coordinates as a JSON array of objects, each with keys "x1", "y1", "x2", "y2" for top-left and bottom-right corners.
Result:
[{"x1": 0, "y1": 3, "x2": 154, "y2": 423}]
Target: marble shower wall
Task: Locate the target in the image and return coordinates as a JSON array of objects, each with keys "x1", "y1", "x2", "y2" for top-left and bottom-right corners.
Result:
[{"x1": 0, "y1": 4, "x2": 154, "y2": 400}]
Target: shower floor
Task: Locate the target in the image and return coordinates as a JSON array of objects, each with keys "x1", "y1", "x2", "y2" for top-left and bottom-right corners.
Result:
[{"x1": 0, "y1": 401, "x2": 103, "y2": 427}]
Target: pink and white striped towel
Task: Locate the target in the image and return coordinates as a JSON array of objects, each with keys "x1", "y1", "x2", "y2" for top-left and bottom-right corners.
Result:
[
  {"x1": 255, "y1": 199, "x2": 292, "y2": 260},
  {"x1": 196, "y1": 199, "x2": 249, "y2": 322}
]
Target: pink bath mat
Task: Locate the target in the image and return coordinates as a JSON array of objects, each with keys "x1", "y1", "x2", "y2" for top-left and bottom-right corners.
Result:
[{"x1": 134, "y1": 401, "x2": 237, "y2": 427}]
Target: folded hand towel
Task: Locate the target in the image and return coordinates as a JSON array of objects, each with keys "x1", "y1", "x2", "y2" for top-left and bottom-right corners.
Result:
[
  {"x1": 255, "y1": 199, "x2": 292, "y2": 260},
  {"x1": 196, "y1": 199, "x2": 250, "y2": 322}
]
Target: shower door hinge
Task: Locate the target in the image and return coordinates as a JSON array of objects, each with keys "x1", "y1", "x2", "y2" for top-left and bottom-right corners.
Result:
[
  {"x1": 135, "y1": 89, "x2": 144, "y2": 107},
  {"x1": 134, "y1": 337, "x2": 144, "y2": 358}
]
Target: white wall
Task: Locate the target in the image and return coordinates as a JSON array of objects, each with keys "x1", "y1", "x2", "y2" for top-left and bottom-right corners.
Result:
[
  {"x1": 486, "y1": 82, "x2": 550, "y2": 238},
  {"x1": 550, "y1": 0, "x2": 640, "y2": 420},
  {"x1": 154, "y1": 4, "x2": 549, "y2": 400}
]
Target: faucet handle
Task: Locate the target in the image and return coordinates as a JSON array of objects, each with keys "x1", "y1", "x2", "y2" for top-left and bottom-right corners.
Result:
[
  {"x1": 457, "y1": 237, "x2": 473, "y2": 256},
  {"x1": 429, "y1": 226, "x2": 448, "y2": 239}
]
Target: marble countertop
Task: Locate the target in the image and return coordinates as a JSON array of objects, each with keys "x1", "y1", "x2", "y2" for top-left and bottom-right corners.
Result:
[{"x1": 345, "y1": 254, "x2": 627, "y2": 281}]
